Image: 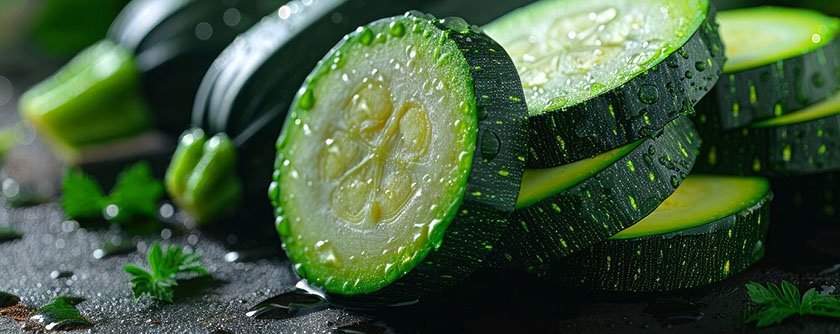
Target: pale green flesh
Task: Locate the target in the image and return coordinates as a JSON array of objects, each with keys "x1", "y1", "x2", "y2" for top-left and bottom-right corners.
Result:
[
  {"x1": 277, "y1": 19, "x2": 477, "y2": 294},
  {"x1": 612, "y1": 175, "x2": 770, "y2": 239},
  {"x1": 485, "y1": 0, "x2": 708, "y2": 115},
  {"x1": 720, "y1": 7, "x2": 840, "y2": 73},
  {"x1": 752, "y1": 90, "x2": 840, "y2": 128},
  {"x1": 517, "y1": 139, "x2": 641, "y2": 208}
]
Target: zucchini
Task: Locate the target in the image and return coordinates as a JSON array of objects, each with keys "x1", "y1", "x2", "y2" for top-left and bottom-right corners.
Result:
[
  {"x1": 485, "y1": 0, "x2": 723, "y2": 167},
  {"x1": 550, "y1": 175, "x2": 772, "y2": 292},
  {"x1": 270, "y1": 13, "x2": 528, "y2": 298},
  {"x1": 20, "y1": 0, "x2": 280, "y2": 152},
  {"x1": 697, "y1": 7, "x2": 840, "y2": 130},
  {"x1": 491, "y1": 116, "x2": 700, "y2": 269},
  {"x1": 180, "y1": 0, "x2": 536, "y2": 224},
  {"x1": 697, "y1": 90, "x2": 840, "y2": 176}
]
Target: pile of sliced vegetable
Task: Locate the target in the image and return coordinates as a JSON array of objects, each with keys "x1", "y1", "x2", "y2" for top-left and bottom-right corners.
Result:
[{"x1": 21, "y1": 0, "x2": 837, "y2": 306}]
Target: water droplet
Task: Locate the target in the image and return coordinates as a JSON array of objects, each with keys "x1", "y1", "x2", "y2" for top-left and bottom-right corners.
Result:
[
  {"x1": 223, "y1": 8, "x2": 241, "y2": 27},
  {"x1": 358, "y1": 27, "x2": 374, "y2": 45},
  {"x1": 480, "y1": 130, "x2": 501, "y2": 160},
  {"x1": 437, "y1": 17, "x2": 469, "y2": 33},
  {"x1": 694, "y1": 61, "x2": 706, "y2": 72},
  {"x1": 684, "y1": 71, "x2": 694, "y2": 79},
  {"x1": 246, "y1": 289, "x2": 326, "y2": 319},
  {"x1": 389, "y1": 21, "x2": 406, "y2": 37},
  {"x1": 195, "y1": 22, "x2": 213, "y2": 41},
  {"x1": 297, "y1": 88, "x2": 314, "y2": 110},
  {"x1": 638, "y1": 84, "x2": 659, "y2": 104}
]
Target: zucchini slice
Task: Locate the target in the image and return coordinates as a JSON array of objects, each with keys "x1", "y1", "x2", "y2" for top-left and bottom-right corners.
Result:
[
  {"x1": 485, "y1": 0, "x2": 723, "y2": 167},
  {"x1": 551, "y1": 175, "x2": 772, "y2": 292},
  {"x1": 697, "y1": 90, "x2": 840, "y2": 176},
  {"x1": 271, "y1": 13, "x2": 528, "y2": 297},
  {"x1": 697, "y1": 7, "x2": 840, "y2": 130},
  {"x1": 187, "y1": 0, "x2": 536, "y2": 223},
  {"x1": 492, "y1": 116, "x2": 700, "y2": 268}
]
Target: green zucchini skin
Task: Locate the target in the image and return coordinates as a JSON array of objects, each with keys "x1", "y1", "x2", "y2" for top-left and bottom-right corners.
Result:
[
  {"x1": 696, "y1": 113, "x2": 839, "y2": 176},
  {"x1": 523, "y1": 6, "x2": 723, "y2": 168},
  {"x1": 491, "y1": 116, "x2": 701, "y2": 269},
  {"x1": 192, "y1": 0, "x2": 536, "y2": 219},
  {"x1": 271, "y1": 13, "x2": 528, "y2": 300},
  {"x1": 697, "y1": 19, "x2": 840, "y2": 131},
  {"x1": 549, "y1": 180, "x2": 771, "y2": 292},
  {"x1": 108, "y1": 0, "x2": 281, "y2": 135}
]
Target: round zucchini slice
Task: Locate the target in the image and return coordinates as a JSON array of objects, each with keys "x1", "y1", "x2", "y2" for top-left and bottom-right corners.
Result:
[
  {"x1": 491, "y1": 116, "x2": 700, "y2": 269},
  {"x1": 485, "y1": 0, "x2": 723, "y2": 167},
  {"x1": 187, "y1": 0, "x2": 544, "y2": 224},
  {"x1": 697, "y1": 90, "x2": 840, "y2": 176},
  {"x1": 550, "y1": 175, "x2": 772, "y2": 292},
  {"x1": 696, "y1": 7, "x2": 840, "y2": 130},
  {"x1": 271, "y1": 13, "x2": 529, "y2": 297}
]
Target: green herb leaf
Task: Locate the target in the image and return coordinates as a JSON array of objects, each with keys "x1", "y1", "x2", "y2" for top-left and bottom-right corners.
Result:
[
  {"x1": 60, "y1": 169, "x2": 107, "y2": 219},
  {"x1": 746, "y1": 281, "x2": 840, "y2": 328},
  {"x1": 124, "y1": 243, "x2": 209, "y2": 303},
  {"x1": 31, "y1": 296, "x2": 93, "y2": 331},
  {"x1": 60, "y1": 162, "x2": 163, "y2": 224},
  {"x1": 109, "y1": 162, "x2": 164, "y2": 220}
]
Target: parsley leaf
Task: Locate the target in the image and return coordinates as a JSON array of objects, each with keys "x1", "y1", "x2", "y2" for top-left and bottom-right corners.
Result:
[
  {"x1": 108, "y1": 162, "x2": 164, "y2": 222},
  {"x1": 61, "y1": 162, "x2": 163, "y2": 223},
  {"x1": 60, "y1": 169, "x2": 107, "y2": 219},
  {"x1": 124, "y1": 243, "x2": 209, "y2": 303},
  {"x1": 746, "y1": 281, "x2": 840, "y2": 327}
]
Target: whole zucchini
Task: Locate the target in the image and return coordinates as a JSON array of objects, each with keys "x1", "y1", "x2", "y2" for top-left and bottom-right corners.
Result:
[{"x1": 20, "y1": 0, "x2": 282, "y2": 160}]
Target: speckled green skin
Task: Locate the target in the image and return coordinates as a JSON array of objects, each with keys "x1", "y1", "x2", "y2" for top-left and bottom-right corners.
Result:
[
  {"x1": 549, "y1": 185, "x2": 771, "y2": 292},
  {"x1": 696, "y1": 113, "x2": 839, "y2": 176},
  {"x1": 523, "y1": 6, "x2": 723, "y2": 168},
  {"x1": 696, "y1": 23, "x2": 840, "y2": 130},
  {"x1": 490, "y1": 116, "x2": 700, "y2": 269},
  {"x1": 271, "y1": 13, "x2": 529, "y2": 300}
]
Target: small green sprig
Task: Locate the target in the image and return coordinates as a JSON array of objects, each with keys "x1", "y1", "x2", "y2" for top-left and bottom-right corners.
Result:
[
  {"x1": 745, "y1": 280, "x2": 840, "y2": 327},
  {"x1": 123, "y1": 243, "x2": 209, "y2": 303},
  {"x1": 60, "y1": 162, "x2": 163, "y2": 223}
]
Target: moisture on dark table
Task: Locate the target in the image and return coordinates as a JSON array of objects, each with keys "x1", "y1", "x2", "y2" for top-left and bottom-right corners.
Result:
[{"x1": 1, "y1": 57, "x2": 838, "y2": 334}]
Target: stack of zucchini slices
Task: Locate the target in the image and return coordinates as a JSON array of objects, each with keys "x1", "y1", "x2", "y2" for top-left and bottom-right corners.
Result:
[
  {"x1": 268, "y1": 0, "x2": 781, "y2": 299},
  {"x1": 695, "y1": 7, "x2": 839, "y2": 225},
  {"x1": 481, "y1": 0, "x2": 774, "y2": 293}
]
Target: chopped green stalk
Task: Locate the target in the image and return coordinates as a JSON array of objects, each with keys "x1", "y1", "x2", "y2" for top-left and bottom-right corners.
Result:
[
  {"x1": 19, "y1": 40, "x2": 150, "y2": 149},
  {"x1": 165, "y1": 129, "x2": 242, "y2": 224}
]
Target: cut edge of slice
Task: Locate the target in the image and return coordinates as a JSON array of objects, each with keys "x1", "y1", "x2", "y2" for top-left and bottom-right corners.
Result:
[
  {"x1": 486, "y1": 0, "x2": 723, "y2": 167},
  {"x1": 551, "y1": 175, "x2": 771, "y2": 292},
  {"x1": 491, "y1": 116, "x2": 701, "y2": 268}
]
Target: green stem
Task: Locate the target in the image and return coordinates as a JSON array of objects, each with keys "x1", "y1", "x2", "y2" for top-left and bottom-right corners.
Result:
[{"x1": 19, "y1": 39, "x2": 151, "y2": 149}]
